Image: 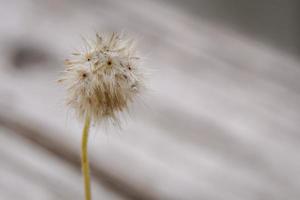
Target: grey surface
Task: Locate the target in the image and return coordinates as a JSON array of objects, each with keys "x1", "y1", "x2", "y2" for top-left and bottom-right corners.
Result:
[
  {"x1": 164, "y1": 0, "x2": 300, "y2": 56},
  {"x1": 0, "y1": 0, "x2": 300, "y2": 199}
]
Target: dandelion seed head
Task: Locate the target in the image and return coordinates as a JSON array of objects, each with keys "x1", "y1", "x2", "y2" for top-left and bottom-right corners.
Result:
[{"x1": 59, "y1": 32, "x2": 144, "y2": 125}]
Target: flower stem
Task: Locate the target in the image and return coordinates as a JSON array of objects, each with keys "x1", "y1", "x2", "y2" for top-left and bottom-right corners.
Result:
[{"x1": 81, "y1": 114, "x2": 92, "y2": 200}]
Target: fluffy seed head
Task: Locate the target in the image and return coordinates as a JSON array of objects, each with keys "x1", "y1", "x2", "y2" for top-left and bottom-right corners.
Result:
[{"x1": 59, "y1": 32, "x2": 144, "y2": 125}]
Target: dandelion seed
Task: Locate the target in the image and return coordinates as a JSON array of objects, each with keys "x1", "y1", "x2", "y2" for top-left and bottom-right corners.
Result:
[{"x1": 59, "y1": 32, "x2": 144, "y2": 125}]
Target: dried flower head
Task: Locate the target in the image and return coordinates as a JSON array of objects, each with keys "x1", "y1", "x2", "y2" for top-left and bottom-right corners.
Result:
[{"x1": 59, "y1": 32, "x2": 144, "y2": 125}]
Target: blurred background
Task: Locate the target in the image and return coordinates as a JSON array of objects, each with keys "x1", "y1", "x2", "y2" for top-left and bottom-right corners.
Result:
[{"x1": 0, "y1": 0, "x2": 300, "y2": 199}]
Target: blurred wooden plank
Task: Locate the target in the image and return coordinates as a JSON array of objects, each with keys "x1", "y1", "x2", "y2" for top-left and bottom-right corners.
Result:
[
  {"x1": 0, "y1": 112, "x2": 156, "y2": 200},
  {"x1": 0, "y1": 125, "x2": 126, "y2": 200}
]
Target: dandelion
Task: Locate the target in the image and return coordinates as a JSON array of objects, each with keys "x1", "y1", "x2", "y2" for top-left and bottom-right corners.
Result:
[{"x1": 59, "y1": 32, "x2": 144, "y2": 200}]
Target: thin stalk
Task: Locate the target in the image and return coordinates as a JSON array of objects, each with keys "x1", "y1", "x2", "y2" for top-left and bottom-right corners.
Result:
[{"x1": 81, "y1": 114, "x2": 91, "y2": 200}]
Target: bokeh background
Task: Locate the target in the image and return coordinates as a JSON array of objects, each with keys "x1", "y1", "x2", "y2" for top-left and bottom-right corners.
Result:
[{"x1": 0, "y1": 0, "x2": 300, "y2": 199}]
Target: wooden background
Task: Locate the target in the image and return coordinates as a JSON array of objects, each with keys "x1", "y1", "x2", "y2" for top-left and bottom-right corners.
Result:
[{"x1": 0, "y1": 0, "x2": 300, "y2": 199}]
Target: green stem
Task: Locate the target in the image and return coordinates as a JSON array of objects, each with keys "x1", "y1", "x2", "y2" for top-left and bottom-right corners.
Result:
[{"x1": 81, "y1": 114, "x2": 91, "y2": 200}]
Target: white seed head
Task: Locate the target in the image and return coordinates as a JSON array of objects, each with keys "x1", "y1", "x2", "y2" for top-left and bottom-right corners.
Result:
[{"x1": 59, "y1": 32, "x2": 144, "y2": 125}]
